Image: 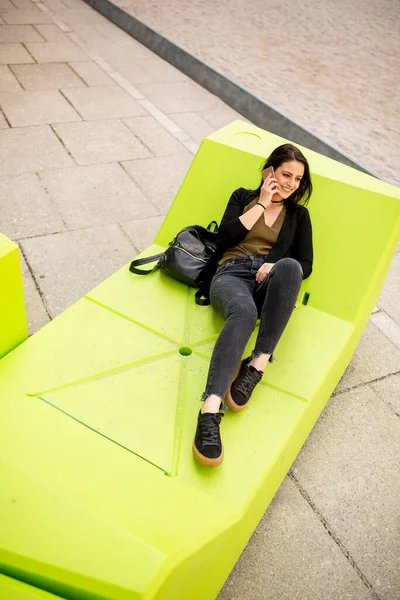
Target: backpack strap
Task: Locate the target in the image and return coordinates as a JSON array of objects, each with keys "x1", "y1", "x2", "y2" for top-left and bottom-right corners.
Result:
[
  {"x1": 206, "y1": 220, "x2": 218, "y2": 232},
  {"x1": 195, "y1": 287, "x2": 210, "y2": 306},
  {"x1": 129, "y1": 252, "x2": 164, "y2": 275}
]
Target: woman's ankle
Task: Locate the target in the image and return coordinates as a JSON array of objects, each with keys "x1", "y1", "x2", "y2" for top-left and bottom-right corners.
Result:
[
  {"x1": 249, "y1": 353, "x2": 271, "y2": 372},
  {"x1": 201, "y1": 394, "x2": 222, "y2": 413}
]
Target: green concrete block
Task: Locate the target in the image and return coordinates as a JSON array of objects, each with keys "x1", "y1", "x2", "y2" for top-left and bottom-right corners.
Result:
[
  {"x1": 0, "y1": 121, "x2": 399, "y2": 600},
  {"x1": 0, "y1": 234, "x2": 28, "y2": 359}
]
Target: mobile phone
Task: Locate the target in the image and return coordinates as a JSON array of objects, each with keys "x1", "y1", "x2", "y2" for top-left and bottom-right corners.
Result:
[{"x1": 262, "y1": 166, "x2": 275, "y2": 180}]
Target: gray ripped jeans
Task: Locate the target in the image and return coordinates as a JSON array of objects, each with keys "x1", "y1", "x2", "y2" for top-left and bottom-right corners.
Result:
[{"x1": 201, "y1": 255, "x2": 303, "y2": 409}]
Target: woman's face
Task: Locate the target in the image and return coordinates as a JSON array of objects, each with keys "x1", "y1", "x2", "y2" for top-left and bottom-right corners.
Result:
[{"x1": 273, "y1": 160, "x2": 305, "y2": 200}]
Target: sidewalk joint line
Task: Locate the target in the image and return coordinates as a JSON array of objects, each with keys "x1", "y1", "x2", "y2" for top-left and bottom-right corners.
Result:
[
  {"x1": 367, "y1": 379, "x2": 400, "y2": 419},
  {"x1": 116, "y1": 221, "x2": 139, "y2": 253},
  {"x1": 0, "y1": 102, "x2": 11, "y2": 128},
  {"x1": 49, "y1": 123, "x2": 79, "y2": 166},
  {"x1": 369, "y1": 308, "x2": 400, "y2": 350},
  {"x1": 66, "y1": 62, "x2": 90, "y2": 87},
  {"x1": 8, "y1": 64, "x2": 26, "y2": 91},
  {"x1": 119, "y1": 118, "x2": 156, "y2": 158},
  {"x1": 58, "y1": 88, "x2": 85, "y2": 120},
  {"x1": 36, "y1": 171, "x2": 69, "y2": 230},
  {"x1": 333, "y1": 369, "x2": 400, "y2": 396},
  {"x1": 289, "y1": 471, "x2": 383, "y2": 600},
  {"x1": 118, "y1": 161, "x2": 161, "y2": 214},
  {"x1": 20, "y1": 41, "x2": 37, "y2": 64},
  {"x1": 19, "y1": 243, "x2": 53, "y2": 322}
]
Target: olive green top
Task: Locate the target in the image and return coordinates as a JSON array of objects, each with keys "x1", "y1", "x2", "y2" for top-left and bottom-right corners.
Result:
[{"x1": 219, "y1": 197, "x2": 286, "y2": 264}]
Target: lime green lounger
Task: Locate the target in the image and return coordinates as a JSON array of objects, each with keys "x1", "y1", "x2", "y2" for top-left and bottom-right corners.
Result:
[
  {"x1": 0, "y1": 574, "x2": 62, "y2": 600},
  {"x1": 0, "y1": 121, "x2": 399, "y2": 600}
]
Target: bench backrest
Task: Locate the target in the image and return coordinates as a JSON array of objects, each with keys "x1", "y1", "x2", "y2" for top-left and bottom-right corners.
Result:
[{"x1": 156, "y1": 121, "x2": 400, "y2": 325}]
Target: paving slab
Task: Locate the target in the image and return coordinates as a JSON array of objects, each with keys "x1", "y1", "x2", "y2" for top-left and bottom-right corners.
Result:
[
  {"x1": 218, "y1": 477, "x2": 374, "y2": 600},
  {"x1": 93, "y1": 21, "x2": 137, "y2": 44},
  {"x1": 370, "y1": 311, "x2": 400, "y2": 350},
  {"x1": 121, "y1": 152, "x2": 194, "y2": 213},
  {"x1": 0, "y1": 41, "x2": 34, "y2": 63},
  {"x1": 197, "y1": 105, "x2": 251, "y2": 129},
  {"x1": 120, "y1": 56, "x2": 189, "y2": 86},
  {"x1": 51, "y1": 7, "x2": 109, "y2": 26},
  {"x1": 0, "y1": 0, "x2": 14, "y2": 10},
  {"x1": 53, "y1": 119, "x2": 151, "y2": 165},
  {"x1": 40, "y1": 163, "x2": 158, "y2": 228},
  {"x1": 0, "y1": 124, "x2": 74, "y2": 175},
  {"x1": 335, "y1": 321, "x2": 400, "y2": 393},
  {"x1": 377, "y1": 252, "x2": 400, "y2": 325},
  {"x1": 0, "y1": 23, "x2": 43, "y2": 42},
  {"x1": 291, "y1": 384, "x2": 400, "y2": 600},
  {"x1": 169, "y1": 111, "x2": 215, "y2": 144},
  {"x1": 69, "y1": 22, "x2": 110, "y2": 49},
  {"x1": 61, "y1": 85, "x2": 146, "y2": 119},
  {"x1": 120, "y1": 215, "x2": 165, "y2": 252},
  {"x1": 0, "y1": 172, "x2": 65, "y2": 238},
  {"x1": 1, "y1": 8, "x2": 52, "y2": 24},
  {"x1": 135, "y1": 80, "x2": 222, "y2": 114},
  {"x1": 11, "y1": 62, "x2": 85, "y2": 89},
  {"x1": 20, "y1": 250, "x2": 51, "y2": 335},
  {"x1": 0, "y1": 64, "x2": 20, "y2": 90},
  {"x1": 39, "y1": 0, "x2": 68, "y2": 11},
  {"x1": 370, "y1": 373, "x2": 400, "y2": 417},
  {"x1": 10, "y1": 0, "x2": 38, "y2": 9},
  {"x1": 34, "y1": 23, "x2": 69, "y2": 41},
  {"x1": 0, "y1": 88, "x2": 81, "y2": 125},
  {"x1": 123, "y1": 115, "x2": 189, "y2": 156},
  {"x1": 20, "y1": 224, "x2": 136, "y2": 317},
  {"x1": 25, "y1": 39, "x2": 88, "y2": 61},
  {"x1": 57, "y1": 0, "x2": 83, "y2": 8},
  {"x1": 89, "y1": 36, "x2": 156, "y2": 66},
  {"x1": 69, "y1": 60, "x2": 115, "y2": 85}
]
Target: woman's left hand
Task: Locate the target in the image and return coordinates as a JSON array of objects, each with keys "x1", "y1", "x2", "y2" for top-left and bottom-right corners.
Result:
[{"x1": 256, "y1": 262, "x2": 274, "y2": 283}]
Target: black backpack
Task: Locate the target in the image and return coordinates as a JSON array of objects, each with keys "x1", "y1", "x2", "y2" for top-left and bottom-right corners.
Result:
[{"x1": 129, "y1": 222, "x2": 220, "y2": 305}]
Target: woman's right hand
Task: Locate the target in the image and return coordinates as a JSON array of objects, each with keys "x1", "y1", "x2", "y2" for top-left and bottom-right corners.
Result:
[{"x1": 259, "y1": 172, "x2": 279, "y2": 206}]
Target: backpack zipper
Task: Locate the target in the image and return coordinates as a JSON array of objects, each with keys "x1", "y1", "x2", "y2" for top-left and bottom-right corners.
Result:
[{"x1": 176, "y1": 246, "x2": 207, "y2": 263}]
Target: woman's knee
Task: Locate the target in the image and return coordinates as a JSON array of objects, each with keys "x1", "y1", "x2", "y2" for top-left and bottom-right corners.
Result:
[
  {"x1": 227, "y1": 301, "x2": 258, "y2": 329},
  {"x1": 273, "y1": 258, "x2": 303, "y2": 279}
]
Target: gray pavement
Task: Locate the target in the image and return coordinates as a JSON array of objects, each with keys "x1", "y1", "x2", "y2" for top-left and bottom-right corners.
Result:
[
  {"x1": 111, "y1": 0, "x2": 400, "y2": 188},
  {"x1": 0, "y1": 1, "x2": 399, "y2": 599}
]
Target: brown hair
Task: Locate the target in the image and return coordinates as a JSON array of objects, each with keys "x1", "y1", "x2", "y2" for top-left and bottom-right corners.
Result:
[{"x1": 252, "y1": 144, "x2": 313, "y2": 208}]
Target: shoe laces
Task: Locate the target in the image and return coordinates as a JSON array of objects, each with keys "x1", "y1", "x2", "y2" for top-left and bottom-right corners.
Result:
[
  {"x1": 200, "y1": 413, "x2": 223, "y2": 447},
  {"x1": 236, "y1": 365, "x2": 262, "y2": 397}
]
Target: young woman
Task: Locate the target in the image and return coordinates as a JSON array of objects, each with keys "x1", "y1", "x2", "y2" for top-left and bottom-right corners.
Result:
[{"x1": 193, "y1": 143, "x2": 313, "y2": 467}]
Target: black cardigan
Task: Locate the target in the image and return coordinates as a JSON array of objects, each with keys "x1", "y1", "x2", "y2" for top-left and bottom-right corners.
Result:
[{"x1": 217, "y1": 187, "x2": 313, "y2": 279}]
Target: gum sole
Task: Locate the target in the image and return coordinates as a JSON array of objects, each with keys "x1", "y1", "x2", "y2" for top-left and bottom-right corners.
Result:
[
  {"x1": 225, "y1": 362, "x2": 246, "y2": 412},
  {"x1": 192, "y1": 442, "x2": 224, "y2": 467}
]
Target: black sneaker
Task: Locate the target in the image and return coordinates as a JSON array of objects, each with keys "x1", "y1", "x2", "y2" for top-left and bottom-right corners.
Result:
[
  {"x1": 225, "y1": 357, "x2": 263, "y2": 411},
  {"x1": 193, "y1": 410, "x2": 224, "y2": 467}
]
